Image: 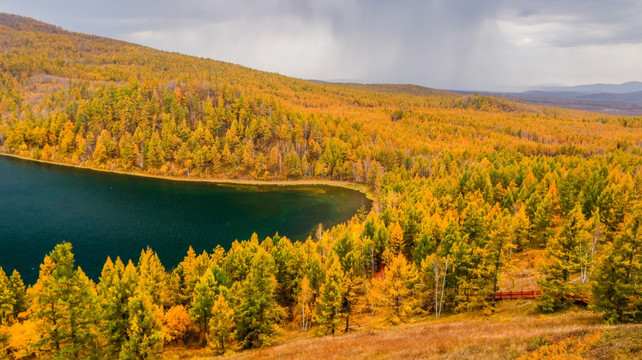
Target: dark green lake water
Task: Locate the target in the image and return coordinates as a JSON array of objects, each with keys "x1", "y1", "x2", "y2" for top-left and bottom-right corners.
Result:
[{"x1": 0, "y1": 156, "x2": 369, "y2": 283}]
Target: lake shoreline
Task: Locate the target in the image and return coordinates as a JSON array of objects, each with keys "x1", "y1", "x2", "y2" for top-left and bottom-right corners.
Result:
[
  {"x1": 1, "y1": 151, "x2": 372, "y2": 283},
  {"x1": 0, "y1": 152, "x2": 376, "y2": 201}
]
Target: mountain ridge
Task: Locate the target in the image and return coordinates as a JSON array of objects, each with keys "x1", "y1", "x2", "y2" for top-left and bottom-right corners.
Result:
[{"x1": 532, "y1": 81, "x2": 642, "y2": 94}]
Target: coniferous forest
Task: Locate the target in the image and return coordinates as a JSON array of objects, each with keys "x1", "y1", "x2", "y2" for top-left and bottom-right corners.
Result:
[{"x1": 0, "y1": 13, "x2": 641, "y2": 359}]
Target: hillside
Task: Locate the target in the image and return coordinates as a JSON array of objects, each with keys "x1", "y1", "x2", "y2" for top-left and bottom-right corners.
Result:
[
  {"x1": 0, "y1": 13, "x2": 641, "y2": 360},
  {"x1": 2, "y1": 13, "x2": 640, "y2": 182},
  {"x1": 0, "y1": 13, "x2": 68, "y2": 34},
  {"x1": 333, "y1": 83, "x2": 456, "y2": 97},
  {"x1": 186, "y1": 310, "x2": 639, "y2": 360}
]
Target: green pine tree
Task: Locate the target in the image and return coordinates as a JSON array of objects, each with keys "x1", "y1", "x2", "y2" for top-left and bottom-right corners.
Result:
[
  {"x1": 28, "y1": 242, "x2": 98, "y2": 359},
  {"x1": 486, "y1": 207, "x2": 514, "y2": 304},
  {"x1": 591, "y1": 209, "x2": 642, "y2": 323},
  {"x1": 137, "y1": 248, "x2": 170, "y2": 307},
  {"x1": 538, "y1": 206, "x2": 591, "y2": 312},
  {"x1": 172, "y1": 247, "x2": 212, "y2": 306},
  {"x1": 9, "y1": 269, "x2": 27, "y2": 319},
  {"x1": 373, "y1": 254, "x2": 418, "y2": 324},
  {"x1": 208, "y1": 292, "x2": 236, "y2": 354},
  {"x1": 316, "y1": 257, "x2": 345, "y2": 335},
  {"x1": 236, "y1": 250, "x2": 283, "y2": 348},
  {"x1": 0, "y1": 267, "x2": 14, "y2": 325},
  {"x1": 533, "y1": 194, "x2": 554, "y2": 246},
  {"x1": 120, "y1": 292, "x2": 163, "y2": 360},
  {"x1": 190, "y1": 269, "x2": 218, "y2": 346},
  {"x1": 512, "y1": 205, "x2": 533, "y2": 251},
  {"x1": 271, "y1": 237, "x2": 304, "y2": 310},
  {"x1": 98, "y1": 257, "x2": 138, "y2": 358}
]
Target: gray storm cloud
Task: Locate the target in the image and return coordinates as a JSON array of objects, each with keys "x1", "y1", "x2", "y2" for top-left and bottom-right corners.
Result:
[{"x1": 4, "y1": 0, "x2": 642, "y2": 90}]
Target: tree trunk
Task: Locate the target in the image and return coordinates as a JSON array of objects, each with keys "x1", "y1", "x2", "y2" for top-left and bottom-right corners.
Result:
[
  {"x1": 433, "y1": 261, "x2": 440, "y2": 317},
  {"x1": 438, "y1": 258, "x2": 450, "y2": 318},
  {"x1": 493, "y1": 241, "x2": 503, "y2": 302}
]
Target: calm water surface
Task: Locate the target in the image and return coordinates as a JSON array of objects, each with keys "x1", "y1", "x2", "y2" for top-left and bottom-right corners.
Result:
[{"x1": 0, "y1": 156, "x2": 369, "y2": 283}]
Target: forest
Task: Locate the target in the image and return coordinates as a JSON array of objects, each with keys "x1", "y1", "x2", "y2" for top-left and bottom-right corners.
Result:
[{"x1": 0, "y1": 13, "x2": 641, "y2": 359}]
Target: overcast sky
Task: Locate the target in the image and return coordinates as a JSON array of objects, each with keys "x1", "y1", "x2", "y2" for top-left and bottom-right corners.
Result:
[{"x1": 4, "y1": 0, "x2": 642, "y2": 91}]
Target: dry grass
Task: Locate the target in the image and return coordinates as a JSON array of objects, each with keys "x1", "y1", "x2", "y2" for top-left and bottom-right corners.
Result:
[
  {"x1": 585, "y1": 324, "x2": 642, "y2": 360},
  {"x1": 221, "y1": 312, "x2": 601, "y2": 359},
  {"x1": 162, "y1": 306, "x2": 616, "y2": 360}
]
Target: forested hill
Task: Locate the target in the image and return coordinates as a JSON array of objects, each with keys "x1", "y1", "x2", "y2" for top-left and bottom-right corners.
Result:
[
  {"x1": 332, "y1": 83, "x2": 456, "y2": 97},
  {"x1": 3, "y1": 12, "x2": 639, "y2": 183},
  {"x1": 0, "y1": 13, "x2": 641, "y2": 359},
  {"x1": 0, "y1": 13, "x2": 68, "y2": 34}
]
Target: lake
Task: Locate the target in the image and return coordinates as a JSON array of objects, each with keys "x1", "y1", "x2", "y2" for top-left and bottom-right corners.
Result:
[{"x1": 0, "y1": 156, "x2": 370, "y2": 283}]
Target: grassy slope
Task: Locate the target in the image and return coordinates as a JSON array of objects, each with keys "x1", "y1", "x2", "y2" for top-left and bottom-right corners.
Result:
[
  {"x1": 161, "y1": 250, "x2": 606, "y2": 360},
  {"x1": 162, "y1": 304, "x2": 641, "y2": 360}
]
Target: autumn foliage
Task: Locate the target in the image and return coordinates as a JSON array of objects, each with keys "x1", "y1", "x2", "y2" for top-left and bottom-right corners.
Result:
[{"x1": 0, "y1": 13, "x2": 641, "y2": 359}]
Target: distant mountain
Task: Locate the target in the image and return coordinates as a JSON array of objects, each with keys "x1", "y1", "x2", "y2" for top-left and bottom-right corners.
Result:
[
  {"x1": 579, "y1": 90, "x2": 642, "y2": 102},
  {"x1": 532, "y1": 81, "x2": 642, "y2": 94},
  {"x1": 498, "y1": 81, "x2": 642, "y2": 116}
]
